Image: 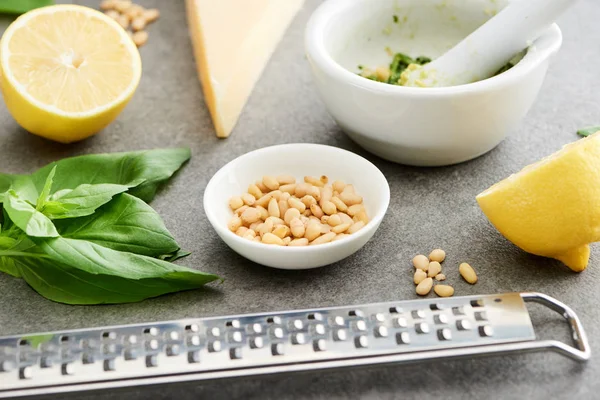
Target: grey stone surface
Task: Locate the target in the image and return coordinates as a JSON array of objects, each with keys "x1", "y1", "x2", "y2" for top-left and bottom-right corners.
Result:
[{"x1": 0, "y1": 0, "x2": 599, "y2": 399}]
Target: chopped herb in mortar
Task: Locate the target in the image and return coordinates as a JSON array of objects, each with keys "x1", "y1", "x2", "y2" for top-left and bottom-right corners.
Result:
[{"x1": 577, "y1": 126, "x2": 600, "y2": 137}]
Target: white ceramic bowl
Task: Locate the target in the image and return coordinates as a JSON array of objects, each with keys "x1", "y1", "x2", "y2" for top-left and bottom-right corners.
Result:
[
  {"x1": 305, "y1": 0, "x2": 563, "y2": 166},
  {"x1": 203, "y1": 144, "x2": 390, "y2": 270}
]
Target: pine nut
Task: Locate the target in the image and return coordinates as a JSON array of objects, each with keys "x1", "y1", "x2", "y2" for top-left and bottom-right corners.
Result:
[
  {"x1": 290, "y1": 218, "x2": 305, "y2": 238},
  {"x1": 342, "y1": 184, "x2": 355, "y2": 194},
  {"x1": 249, "y1": 221, "x2": 261, "y2": 232},
  {"x1": 278, "y1": 200, "x2": 289, "y2": 217},
  {"x1": 435, "y1": 274, "x2": 446, "y2": 281},
  {"x1": 338, "y1": 213, "x2": 353, "y2": 225},
  {"x1": 264, "y1": 216, "x2": 283, "y2": 224},
  {"x1": 301, "y1": 195, "x2": 317, "y2": 207},
  {"x1": 263, "y1": 176, "x2": 279, "y2": 191},
  {"x1": 235, "y1": 227, "x2": 249, "y2": 236},
  {"x1": 288, "y1": 197, "x2": 306, "y2": 213},
  {"x1": 262, "y1": 233, "x2": 284, "y2": 245},
  {"x1": 255, "y1": 193, "x2": 274, "y2": 208},
  {"x1": 117, "y1": 14, "x2": 130, "y2": 29},
  {"x1": 355, "y1": 210, "x2": 369, "y2": 224},
  {"x1": 459, "y1": 263, "x2": 478, "y2": 284},
  {"x1": 332, "y1": 223, "x2": 350, "y2": 234},
  {"x1": 327, "y1": 214, "x2": 342, "y2": 226},
  {"x1": 268, "y1": 198, "x2": 280, "y2": 218},
  {"x1": 270, "y1": 190, "x2": 283, "y2": 201},
  {"x1": 114, "y1": 0, "x2": 132, "y2": 13},
  {"x1": 340, "y1": 192, "x2": 363, "y2": 206},
  {"x1": 294, "y1": 183, "x2": 310, "y2": 197},
  {"x1": 347, "y1": 204, "x2": 364, "y2": 217},
  {"x1": 241, "y1": 207, "x2": 261, "y2": 225},
  {"x1": 100, "y1": 0, "x2": 117, "y2": 11},
  {"x1": 284, "y1": 208, "x2": 301, "y2": 225},
  {"x1": 143, "y1": 8, "x2": 160, "y2": 23},
  {"x1": 332, "y1": 233, "x2": 348, "y2": 241},
  {"x1": 319, "y1": 186, "x2": 332, "y2": 207},
  {"x1": 320, "y1": 223, "x2": 331, "y2": 234},
  {"x1": 307, "y1": 186, "x2": 321, "y2": 201},
  {"x1": 283, "y1": 237, "x2": 291, "y2": 246},
  {"x1": 302, "y1": 216, "x2": 312, "y2": 227},
  {"x1": 228, "y1": 216, "x2": 242, "y2": 232},
  {"x1": 280, "y1": 192, "x2": 291, "y2": 201},
  {"x1": 305, "y1": 222, "x2": 321, "y2": 241},
  {"x1": 277, "y1": 175, "x2": 295, "y2": 185},
  {"x1": 248, "y1": 184, "x2": 263, "y2": 199},
  {"x1": 259, "y1": 219, "x2": 273, "y2": 237},
  {"x1": 414, "y1": 269, "x2": 427, "y2": 285},
  {"x1": 241, "y1": 193, "x2": 255, "y2": 206},
  {"x1": 320, "y1": 175, "x2": 329, "y2": 184},
  {"x1": 229, "y1": 196, "x2": 244, "y2": 210},
  {"x1": 429, "y1": 249, "x2": 446, "y2": 263},
  {"x1": 310, "y1": 232, "x2": 336, "y2": 245},
  {"x1": 331, "y1": 196, "x2": 348, "y2": 212},
  {"x1": 255, "y1": 181, "x2": 268, "y2": 193},
  {"x1": 347, "y1": 221, "x2": 365, "y2": 234},
  {"x1": 416, "y1": 278, "x2": 433, "y2": 296},
  {"x1": 304, "y1": 176, "x2": 325, "y2": 187},
  {"x1": 272, "y1": 225, "x2": 290, "y2": 239},
  {"x1": 310, "y1": 204, "x2": 324, "y2": 218},
  {"x1": 243, "y1": 232, "x2": 256, "y2": 241},
  {"x1": 332, "y1": 180, "x2": 345, "y2": 193},
  {"x1": 105, "y1": 9, "x2": 120, "y2": 20},
  {"x1": 256, "y1": 205, "x2": 269, "y2": 221},
  {"x1": 427, "y1": 261, "x2": 442, "y2": 278},
  {"x1": 280, "y1": 184, "x2": 296, "y2": 194},
  {"x1": 253, "y1": 236, "x2": 261, "y2": 242},
  {"x1": 434, "y1": 285, "x2": 454, "y2": 297},
  {"x1": 320, "y1": 215, "x2": 329, "y2": 224},
  {"x1": 303, "y1": 209, "x2": 312, "y2": 217},
  {"x1": 126, "y1": 4, "x2": 144, "y2": 18},
  {"x1": 412, "y1": 255, "x2": 429, "y2": 271},
  {"x1": 289, "y1": 238, "x2": 309, "y2": 246},
  {"x1": 131, "y1": 16, "x2": 146, "y2": 32},
  {"x1": 234, "y1": 205, "x2": 248, "y2": 216},
  {"x1": 321, "y1": 201, "x2": 336, "y2": 215}
]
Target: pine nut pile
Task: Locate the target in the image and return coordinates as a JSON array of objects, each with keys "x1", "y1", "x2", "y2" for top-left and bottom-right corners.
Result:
[
  {"x1": 100, "y1": 0, "x2": 160, "y2": 47},
  {"x1": 228, "y1": 176, "x2": 369, "y2": 246},
  {"x1": 412, "y1": 249, "x2": 478, "y2": 297}
]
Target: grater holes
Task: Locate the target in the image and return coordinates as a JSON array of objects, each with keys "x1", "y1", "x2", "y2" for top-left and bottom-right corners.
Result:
[
  {"x1": 185, "y1": 324, "x2": 199, "y2": 333},
  {"x1": 144, "y1": 328, "x2": 158, "y2": 336},
  {"x1": 389, "y1": 306, "x2": 402, "y2": 314},
  {"x1": 267, "y1": 316, "x2": 282, "y2": 325},
  {"x1": 348, "y1": 310, "x2": 364, "y2": 318},
  {"x1": 471, "y1": 299, "x2": 484, "y2": 308},
  {"x1": 308, "y1": 313, "x2": 323, "y2": 321},
  {"x1": 18, "y1": 339, "x2": 30, "y2": 347}
]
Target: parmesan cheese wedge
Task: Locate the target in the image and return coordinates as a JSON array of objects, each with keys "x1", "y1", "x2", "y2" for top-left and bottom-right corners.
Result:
[{"x1": 185, "y1": 0, "x2": 305, "y2": 138}]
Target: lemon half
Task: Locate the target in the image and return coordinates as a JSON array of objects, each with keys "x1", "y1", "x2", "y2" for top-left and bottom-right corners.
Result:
[
  {"x1": 477, "y1": 131, "x2": 600, "y2": 272},
  {"x1": 0, "y1": 5, "x2": 142, "y2": 143}
]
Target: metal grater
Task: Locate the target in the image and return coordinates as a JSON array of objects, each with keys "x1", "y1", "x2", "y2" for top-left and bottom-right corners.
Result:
[{"x1": 0, "y1": 292, "x2": 590, "y2": 398}]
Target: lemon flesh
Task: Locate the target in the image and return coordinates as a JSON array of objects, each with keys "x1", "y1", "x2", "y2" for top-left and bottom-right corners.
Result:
[
  {"x1": 0, "y1": 5, "x2": 141, "y2": 143},
  {"x1": 476, "y1": 131, "x2": 600, "y2": 272}
]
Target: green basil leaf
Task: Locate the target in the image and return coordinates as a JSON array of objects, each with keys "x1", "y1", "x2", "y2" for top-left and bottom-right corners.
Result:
[
  {"x1": 3, "y1": 190, "x2": 58, "y2": 237},
  {"x1": 43, "y1": 183, "x2": 131, "y2": 219},
  {"x1": 36, "y1": 166, "x2": 57, "y2": 211},
  {"x1": 577, "y1": 126, "x2": 600, "y2": 138},
  {"x1": 0, "y1": 256, "x2": 21, "y2": 278},
  {"x1": 159, "y1": 249, "x2": 192, "y2": 262},
  {"x1": 0, "y1": 0, "x2": 54, "y2": 14},
  {"x1": 55, "y1": 193, "x2": 180, "y2": 257},
  {"x1": 8, "y1": 237, "x2": 220, "y2": 304},
  {"x1": 0, "y1": 236, "x2": 16, "y2": 249}
]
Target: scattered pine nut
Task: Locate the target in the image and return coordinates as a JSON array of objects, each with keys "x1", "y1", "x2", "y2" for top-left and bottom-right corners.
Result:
[
  {"x1": 319, "y1": 186, "x2": 333, "y2": 207},
  {"x1": 332, "y1": 223, "x2": 350, "y2": 234},
  {"x1": 263, "y1": 176, "x2": 279, "y2": 191},
  {"x1": 290, "y1": 218, "x2": 305, "y2": 238},
  {"x1": 235, "y1": 227, "x2": 249, "y2": 236},
  {"x1": 126, "y1": 4, "x2": 144, "y2": 18},
  {"x1": 272, "y1": 225, "x2": 290, "y2": 239},
  {"x1": 294, "y1": 183, "x2": 310, "y2": 198},
  {"x1": 255, "y1": 205, "x2": 269, "y2": 221},
  {"x1": 262, "y1": 233, "x2": 284, "y2": 245},
  {"x1": 414, "y1": 269, "x2": 427, "y2": 285},
  {"x1": 427, "y1": 261, "x2": 442, "y2": 278},
  {"x1": 268, "y1": 198, "x2": 280, "y2": 218},
  {"x1": 100, "y1": 0, "x2": 117, "y2": 11},
  {"x1": 435, "y1": 274, "x2": 446, "y2": 281},
  {"x1": 304, "y1": 176, "x2": 324, "y2": 187},
  {"x1": 416, "y1": 278, "x2": 433, "y2": 296},
  {"x1": 332, "y1": 180, "x2": 345, "y2": 193},
  {"x1": 305, "y1": 222, "x2": 321, "y2": 241},
  {"x1": 229, "y1": 196, "x2": 244, "y2": 210},
  {"x1": 412, "y1": 254, "x2": 429, "y2": 271},
  {"x1": 327, "y1": 214, "x2": 342, "y2": 227},
  {"x1": 143, "y1": 8, "x2": 160, "y2": 23},
  {"x1": 241, "y1": 193, "x2": 255, "y2": 206},
  {"x1": 113, "y1": 0, "x2": 132, "y2": 13},
  {"x1": 332, "y1": 233, "x2": 348, "y2": 241},
  {"x1": 434, "y1": 285, "x2": 454, "y2": 297},
  {"x1": 459, "y1": 262, "x2": 478, "y2": 284},
  {"x1": 277, "y1": 175, "x2": 295, "y2": 185},
  {"x1": 321, "y1": 201, "x2": 336, "y2": 215},
  {"x1": 310, "y1": 232, "x2": 336, "y2": 245},
  {"x1": 131, "y1": 16, "x2": 146, "y2": 32},
  {"x1": 282, "y1": 237, "x2": 291, "y2": 246},
  {"x1": 347, "y1": 221, "x2": 365, "y2": 234},
  {"x1": 117, "y1": 13, "x2": 130, "y2": 29},
  {"x1": 355, "y1": 210, "x2": 369, "y2": 224},
  {"x1": 289, "y1": 238, "x2": 309, "y2": 246},
  {"x1": 331, "y1": 196, "x2": 348, "y2": 212},
  {"x1": 105, "y1": 9, "x2": 120, "y2": 20},
  {"x1": 248, "y1": 184, "x2": 263, "y2": 199},
  {"x1": 255, "y1": 181, "x2": 268, "y2": 193},
  {"x1": 234, "y1": 205, "x2": 249, "y2": 216},
  {"x1": 241, "y1": 207, "x2": 261, "y2": 225},
  {"x1": 301, "y1": 195, "x2": 317, "y2": 208},
  {"x1": 320, "y1": 224, "x2": 331, "y2": 234},
  {"x1": 280, "y1": 184, "x2": 296, "y2": 194},
  {"x1": 228, "y1": 216, "x2": 242, "y2": 232},
  {"x1": 429, "y1": 249, "x2": 446, "y2": 263}
]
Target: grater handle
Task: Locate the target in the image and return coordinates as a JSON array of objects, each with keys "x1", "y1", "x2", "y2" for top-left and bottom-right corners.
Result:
[{"x1": 521, "y1": 292, "x2": 591, "y2": 362}]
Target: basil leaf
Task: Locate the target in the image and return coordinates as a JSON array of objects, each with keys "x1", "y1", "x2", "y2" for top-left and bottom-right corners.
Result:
[
  {"x1": 55, "y1": 193, "x2": 180, "y2": 257},
  {"x1": 159, "y1": 249, "x2": 192, "y2": 262},
  {"x1": 8, "y1": 237, "x2": 220, "y2": 304},
  {"x1": 577, "y1": 126, "x2": 600, "y2": 137},
  {"x1": 0, "y1": 0, "x2": 54, "y2": 14},
  {"x1": 3, "y1": 190, "x2": 58, "y2": 237},
  {"x1": 36, "y1": 166, "x2": 57, "y2": 211},
  {"x1": 43, "y1": 183, "x2": 131, "y2": 219}
]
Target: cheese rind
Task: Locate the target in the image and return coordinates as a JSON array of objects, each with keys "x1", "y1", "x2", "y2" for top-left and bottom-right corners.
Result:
[{"x1": 186, "y1": 0, "x2": 304, "y2": 138}]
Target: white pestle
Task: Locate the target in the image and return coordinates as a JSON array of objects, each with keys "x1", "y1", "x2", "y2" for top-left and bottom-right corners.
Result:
[{"x1": 402, "y1": 0, "x2": 577, "y2": 88}]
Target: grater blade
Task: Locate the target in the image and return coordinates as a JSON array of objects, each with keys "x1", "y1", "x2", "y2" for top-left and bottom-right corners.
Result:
[{"x1": 0, "y1": 292, "x2": 589, "y2": 398}]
